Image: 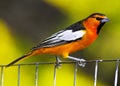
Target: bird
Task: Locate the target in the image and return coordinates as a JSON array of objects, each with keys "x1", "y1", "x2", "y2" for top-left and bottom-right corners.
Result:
[{"x1": 6, "y1": 13, "x2": 109, "y2": 67}]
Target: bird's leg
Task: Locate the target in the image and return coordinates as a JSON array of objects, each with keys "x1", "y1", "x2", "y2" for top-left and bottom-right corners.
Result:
[
  {"x1": 55, "y1": 56, "x2": 62, "y2": 68},
  {"x1": 68, "y1": 56, "x2": 86, "y2": 67}
]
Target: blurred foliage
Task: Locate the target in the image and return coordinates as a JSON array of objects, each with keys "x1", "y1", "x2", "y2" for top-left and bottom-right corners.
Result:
[
  {"x1": 0, "y1": 20, "x2": 21, "y2": 64},
  {"x1": 0, "y1": 0, "x2": 120, "y2": 86}
]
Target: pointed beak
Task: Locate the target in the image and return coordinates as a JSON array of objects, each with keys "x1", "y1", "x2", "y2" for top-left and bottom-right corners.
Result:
[{"x1": 101, "y1": 18, "x2": 110, "y2": 23}]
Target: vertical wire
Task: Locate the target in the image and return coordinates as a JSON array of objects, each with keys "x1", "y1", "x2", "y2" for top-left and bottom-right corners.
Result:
[
  {"x1": 35, "y1": 63, "x2": 39, "y2": 86},
  {"x1": 1, "y1": 66, "x2": 4, "y2": 86},
  {"x1": 18, "y1": 65, "x2": 20, "y2": 86},
  {"x1": 94, "y1": 60, "x2": 99, "y2": 86},
  {"x1": 73, "y1": 62, "x2": 78, "y2": 86},
  {"x1": 53, "y1": 56, "x2": 61, "y2": 86},
  {"x1": 114, "y1": 59, "x2": 119, "y2": 86},
  {"x1": 53, "y1": 63, "x2": 57, "y2": 86}
]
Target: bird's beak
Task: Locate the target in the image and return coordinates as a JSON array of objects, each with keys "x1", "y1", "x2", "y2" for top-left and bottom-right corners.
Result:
[{"x1": 101, "y1": 18, "x2": 110, "y2": 23}]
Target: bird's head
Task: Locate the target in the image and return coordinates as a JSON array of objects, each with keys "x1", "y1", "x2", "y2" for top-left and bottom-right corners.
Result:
[{"x1": 83, "y1": 13, "x2": 109, "y2": 34}]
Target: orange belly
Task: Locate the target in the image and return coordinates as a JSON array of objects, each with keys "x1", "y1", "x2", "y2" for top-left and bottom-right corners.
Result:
[{"x1": 33, "y1": 32, "x2": 98, "y2": 58}]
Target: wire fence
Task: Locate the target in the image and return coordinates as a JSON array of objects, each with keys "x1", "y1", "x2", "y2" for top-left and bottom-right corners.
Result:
[{"x1": 0, "y1": 59, "x2": 119, "y2": 86}]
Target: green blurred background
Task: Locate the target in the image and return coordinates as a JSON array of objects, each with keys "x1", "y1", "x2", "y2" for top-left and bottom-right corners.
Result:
[{"x1": 0, "y1": 0, "x2": 120, "y2": 86}]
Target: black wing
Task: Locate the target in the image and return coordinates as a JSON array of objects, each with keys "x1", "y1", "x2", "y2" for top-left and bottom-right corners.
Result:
[{"x1": 31, "y1": 21, "x2": 86, "y2": 50}]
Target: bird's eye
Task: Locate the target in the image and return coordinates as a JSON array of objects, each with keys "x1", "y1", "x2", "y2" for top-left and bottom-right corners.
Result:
[{"x1": 96, "y1": 17, "x2": 102, "y2": 20}]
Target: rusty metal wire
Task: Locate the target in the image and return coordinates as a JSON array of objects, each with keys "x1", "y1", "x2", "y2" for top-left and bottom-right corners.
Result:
[{"x1": 0, "y1": 59, "x2": 119, "y2": 86}]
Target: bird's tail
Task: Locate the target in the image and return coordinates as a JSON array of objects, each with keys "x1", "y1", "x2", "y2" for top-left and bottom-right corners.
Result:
[{"x1": 6, "y1": 51, "x2": 34, "y2": 67}]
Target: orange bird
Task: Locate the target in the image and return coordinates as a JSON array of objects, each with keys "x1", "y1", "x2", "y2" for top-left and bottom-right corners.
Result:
[{"x1": 7, "y1": 13, "x2": 109, "y2": 67}]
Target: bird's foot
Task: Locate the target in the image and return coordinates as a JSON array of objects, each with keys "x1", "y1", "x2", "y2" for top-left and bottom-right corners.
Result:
[
  {"x1": 68, "y1": 56, "x2": 86, "y2": 67},
  {"x1": 77, "y1": 59, "x2": 86, "y2": 67}
]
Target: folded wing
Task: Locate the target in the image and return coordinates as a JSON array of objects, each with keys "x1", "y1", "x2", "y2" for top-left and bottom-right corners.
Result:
[{"x1": 32, "y1": 29, "x2": 86, "y2": 50}]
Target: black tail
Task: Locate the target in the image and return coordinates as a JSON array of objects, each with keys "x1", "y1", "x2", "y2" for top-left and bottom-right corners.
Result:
[{"x1": 6, "y1": 52, "x2": 33, "y2": 67}]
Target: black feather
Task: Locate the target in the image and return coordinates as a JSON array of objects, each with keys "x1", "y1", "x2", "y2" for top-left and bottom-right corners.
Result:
[{"x1": 31, "y1": 21, "x2": 85, "y2": 50}]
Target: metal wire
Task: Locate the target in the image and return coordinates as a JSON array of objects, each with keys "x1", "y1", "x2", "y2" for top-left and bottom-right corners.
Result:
[
  {"x1": 114, "y1": 59, "x2": 119, "y2": 86},
  {"x1": 73, "y1": 62, "x2": 78, "y2": 86},
  {"x1": 0, "y1": 66, "x2": 4, "y2": 86},
  {"x1": 2, "y1": 59, "x2": 120, "y2": 67},
  {"x1": 53, "y1": 63, "x2": 57, "y2": 86},
  {"x1": 94, "y1": 60, "x2": 99, "y2": 86},
  {"x1": 35, "y1": 63, "x2": 39, "y2": 86},
  {"x1": 0, "y1": 59, "x2": 120, "y2": 86},
  {"x1": 18, "y1": 64, "x2": 20, "y2": 86}
]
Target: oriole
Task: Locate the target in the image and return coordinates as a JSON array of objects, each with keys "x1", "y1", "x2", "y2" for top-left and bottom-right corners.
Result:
[{"x1": 7, "y1": 13, "x2": 109, "y2": 67}]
